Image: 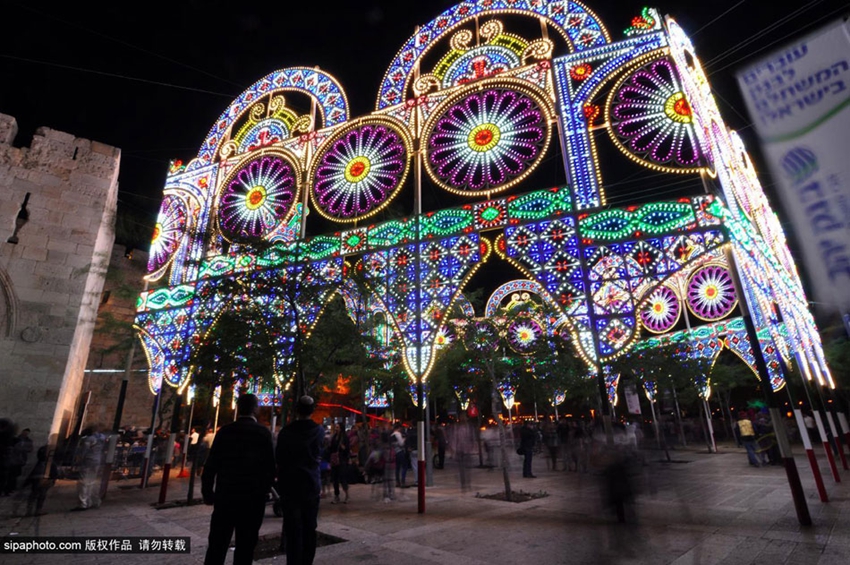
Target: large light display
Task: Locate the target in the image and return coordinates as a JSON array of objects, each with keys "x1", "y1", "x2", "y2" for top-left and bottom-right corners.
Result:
[{"x1": 135, "y1": 1, "x2": 833, "y2": 410}]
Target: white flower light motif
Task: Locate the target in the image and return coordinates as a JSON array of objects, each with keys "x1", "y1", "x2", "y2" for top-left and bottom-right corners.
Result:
[
  {"x1": 312, "y1": 121, "x2": 410, "y2": 221},
  {"x1": 426, "y1": 86, "x2": 550, "y2": 196},
  {"x1": 148, "y1": 195, "x2": 187, "y2": 274},
  {"x1": 640, "y1": 285, "x2": 680, "y2": 333},
  {"x1": 507, "y1": 317, "x2": 543, "y2": 355},
  {"x1": 687, "y1": 265, "x2": 737, "y2": 321},
  {"x1": 219, "y1": 153, "x2": 298, "y2": 242}
]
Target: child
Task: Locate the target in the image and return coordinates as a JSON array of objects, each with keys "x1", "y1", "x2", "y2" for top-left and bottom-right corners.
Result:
[{"x1": 23, "y1": 446, "x2": 58, "y2": 516}]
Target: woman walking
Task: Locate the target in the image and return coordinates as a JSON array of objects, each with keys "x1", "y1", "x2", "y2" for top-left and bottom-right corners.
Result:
[{"x1": 329, "y1": 422, "x2": 350, "y2": 504}]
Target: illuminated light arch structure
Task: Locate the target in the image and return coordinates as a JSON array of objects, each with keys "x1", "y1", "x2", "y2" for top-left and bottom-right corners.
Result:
[{"x1": 135, "y1": 3, "x2": 833, "y2": 411}]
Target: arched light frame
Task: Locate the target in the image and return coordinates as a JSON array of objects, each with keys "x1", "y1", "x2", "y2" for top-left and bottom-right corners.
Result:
[
  {"x1": 376, "y1": 0, "x2": 611, "y2": 110},
  {"x1": 190, "y1": 67, "x2": 349, "y2": 171}
]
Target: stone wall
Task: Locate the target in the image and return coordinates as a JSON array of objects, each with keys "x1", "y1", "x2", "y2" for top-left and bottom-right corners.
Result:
[
  {"x1": 82, "y1": 247, "x2": 155, "y2": 431},
  {"x1": 0, "y1": 113, "x2": 120, "y2": 448}
]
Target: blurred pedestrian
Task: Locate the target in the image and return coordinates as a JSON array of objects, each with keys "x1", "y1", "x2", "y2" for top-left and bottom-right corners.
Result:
[
  {"x1": 23, "y1": 445, "x2": 57, "y2": 516},
  {"x1": 6, "y1": 427, "x2": 32, "y2": 494},
  {"x1": 73, "y1": 424, "x2": 105, "y2": 510},
  {"x1": 276, "y1": 396, "x2": 324, "y2": 565},
  {"x1": 433, "y1": 424, "x2": 447, "y2": 469},
  {"x1": 329, "y1": 421, "x2": 350, "y2": 504},
  {"x1": 0, "y1": 418, "x2": 15, "y2": 496},
  {"x1": 520, "y1": 420, "x2": 537, "y2": 478},
  {"x1": 202, "y1": 394, "x2": 275, "y2": 565},
  {"x1": 449, "y1": 415, "x2": 474, "y2": 491},
  {"x1": 542, "y1": 420, "x2": 559, "y2": 471},
  {"x1": 391, "y1": 423, "x2": 407, "y2": 487}
]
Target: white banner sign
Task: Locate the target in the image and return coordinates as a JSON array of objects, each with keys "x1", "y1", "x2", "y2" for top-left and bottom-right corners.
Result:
[
  {"x1": 737, "y1": 19, "x2": 850, "y2": 315},
  {"x1": 623, "y1": 383, "x2": 642, "y2": 415}
]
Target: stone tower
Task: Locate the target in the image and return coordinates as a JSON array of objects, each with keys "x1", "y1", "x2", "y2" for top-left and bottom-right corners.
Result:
[{"x1": 0, "y1": 113, "x2": 120, "y2": 447}]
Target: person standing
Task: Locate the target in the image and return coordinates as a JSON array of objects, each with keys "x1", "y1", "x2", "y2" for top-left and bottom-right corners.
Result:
[
  {"x1": 329, "y1": 421, "x2": 350, "y2": 504},
  {"x1": 433, "y1": 424, "x2": 447, "y2": 470},
  {"x1": 73, "y1": 424, "x2": 105, "y2": 510},
  {"x1": 449, "y1": 415, "x2": 474, "y2": 491},
  {"x1": 520, "y1": 420, "x2": 537, "y2": 478},
  {"x1": 734, "y1": 411, "x2": 761, "y2": 467},
  {"x1": 202, "y1": 394, "x2": 275, "y2": 565},
  {"x1": 23, "y1": 445, "x2": 57, "y2": 516},
  {"x1": 390, "y1": 423, "x2": 407, "y2": 487},
  {"x1": 276, "y1": 396, "x2": 324, "y2": 565},
  {"x1": 6, "y1": 428, "x2": 33, "y2": 494}
]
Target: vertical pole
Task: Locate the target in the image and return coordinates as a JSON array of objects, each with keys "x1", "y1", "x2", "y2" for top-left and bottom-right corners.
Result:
[
  {"x1": 140, "y1": 385, "x2": 163, "y2": 488},
  {"x1": 795, "y1": 407, "x2": 828, "y2": 501},
  {"x1": 100, "y1": 434, "x2": 118, "y2": 502},
  {"x1": 814, "y1": 409, "x2": 841, "y2": 482},
  {"x1": 784, "y1": 355, "x2": 828, "y2": 500},
  {"x1": 649, "y1": 399, "x2": 661, "y2": 449},
  {"x1": 113, "y1": 380, "x2": 129, "y2": 434},
  {"x1": 158, "y1": 437, "x2": 175, "y2": 505},
  {"x1": 702, "y1": 398, "x2": 716, "y2": 453},
  {"x1": 412, "y1": 29, "x2": 425, "y2": 513},
  {"x1": 725, "y1": 248, "x2": 811, "y2": 526},
  {"x1": 818, "y1": 386, "x2": 848, "y2": 470},
  {"x1": 178, "y1": 398, "x2": 195, "y2": 478},
  {"x1": 797, "y1": 357, "x2": 842, "y2": 482},
  {"x1": 425, "y1": 393, "x2": 433, "y2": 487}
]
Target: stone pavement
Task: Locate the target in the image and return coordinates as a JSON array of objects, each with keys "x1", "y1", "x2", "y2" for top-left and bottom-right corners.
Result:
[{"x1": 1, "y1": 442, "x2": 849, "y2": 564}]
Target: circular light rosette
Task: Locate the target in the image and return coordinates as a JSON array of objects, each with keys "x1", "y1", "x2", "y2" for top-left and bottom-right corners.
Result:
[
  {"x1": 148, "y1": 195, "x2": 187, "y2": 274},
  {"x1": 640, "y1": 285, "x2": 681, "y2": 333},
  {"x1": 310, "y1": 117, "x2": 411, "y2": 222},
  {"x1": 606, "y1": 57, "x2": 705, "y2": 174},
  {"x1": 507, "y1": 316, "x2": 544, "y2": 355},
  {"x1": 218, "y1": 151, "x2": 299, "y2": 243},
  {"x1": 424, "y1": 80, "x2": 552, "y2": 196},
  {"x1": 464, "y1": 320, "x2": 499, "y2": 353},
  {"x1": 687, "y1": 264, "x2": 737, "y2": 321}
]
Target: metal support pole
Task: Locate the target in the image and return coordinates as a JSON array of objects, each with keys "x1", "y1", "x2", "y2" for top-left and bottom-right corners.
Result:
[
  {"x1": 140, "y1": 385, "x2": 163, "y2": 488},
  {"x1": 702, "y1": 398, "x2": 716, "y2": 453},
  {"x1": 158, "y1": 434, "x2": 176, "y2": 504},
  {"x1": 818, "y1": 386, "x2": 848, "y2": 470},
  {"x1": 725, "y1": 248, "x2": 810, "y2": 525},
  {"x1": 178, "y1": 399, "x2": 195, "y2": 478}
]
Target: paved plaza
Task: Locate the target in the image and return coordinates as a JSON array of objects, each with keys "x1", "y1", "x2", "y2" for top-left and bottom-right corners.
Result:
[{"x1": 1, "y1": 442, "x2": 849, "y2": 564}]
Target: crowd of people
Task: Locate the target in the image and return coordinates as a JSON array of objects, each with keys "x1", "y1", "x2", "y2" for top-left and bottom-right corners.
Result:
[{"x1": 5, "y1": 403, "x2": 839, "y2": 564}]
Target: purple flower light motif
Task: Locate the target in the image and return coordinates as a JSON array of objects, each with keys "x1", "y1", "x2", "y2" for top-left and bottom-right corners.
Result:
[
  {"x1": 640, "y1": 285, "x2": 680, "y2": 333},
  {"x1": 148, "y1": 195, "x2": 187, "y2": 273},
  {"x1": 609, "y1": 58, "x2": 702, "y2": 170},
  {"x1": 507, "y1": 316, "x2": 544, "y2": 355},
  {"x1": 219, "y1": 154, "x2": 297, "y2": 242},
  {"x1": 687, "y1": 265, "x2": 737, "y2": 321},
  {"x1": 426, "y1": 87, "x2": 548, "y2": 195},
  {"x1": 312, "y1": 122, "x2": 409, "y2": 221}
]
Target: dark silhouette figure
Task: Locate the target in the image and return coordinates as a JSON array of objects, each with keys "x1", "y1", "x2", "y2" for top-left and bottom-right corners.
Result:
[
  {"x1": 277, "y1": 396, "x2": 324, "y2": 565},
  {"x1": 202, "y1": 394, "x2": 275, "y2": 565},
  {"x1": 520, "y1": 421, "x2": 537, "y2": 478}
]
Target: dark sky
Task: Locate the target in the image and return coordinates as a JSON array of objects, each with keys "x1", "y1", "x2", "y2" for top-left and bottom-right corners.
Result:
[{"x1": 2, "y1": 0, "x2": 848, "y2": 245}]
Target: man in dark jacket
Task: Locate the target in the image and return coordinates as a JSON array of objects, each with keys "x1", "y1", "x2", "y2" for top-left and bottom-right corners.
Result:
[
  {"x1": 277, "y1": 395, "x2": 324, "y2": 565},
  {"x1": 202, "y1": 394, "x2": 275, "y2": 565}
]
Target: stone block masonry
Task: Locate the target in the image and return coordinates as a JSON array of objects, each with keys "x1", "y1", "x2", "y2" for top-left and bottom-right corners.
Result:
[{"x1": 0, "y1": 112, "x2": 120, "y2": 449}]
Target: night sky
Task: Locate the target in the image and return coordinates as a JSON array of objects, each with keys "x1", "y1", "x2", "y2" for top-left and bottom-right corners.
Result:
[{"x1": 2, "y1": 0, "x2": 848, "y2": 247}]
